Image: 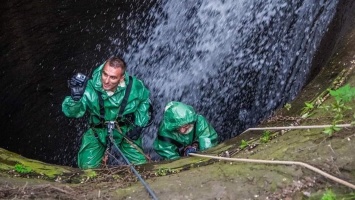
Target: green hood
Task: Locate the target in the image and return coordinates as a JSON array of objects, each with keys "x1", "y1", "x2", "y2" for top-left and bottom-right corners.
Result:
[
  {"x1": 161, "y1": 101, "x2": 197, "y2": 131},
  {"x1": 154, "y1": 101, "x2": 218, "y2": 160}
]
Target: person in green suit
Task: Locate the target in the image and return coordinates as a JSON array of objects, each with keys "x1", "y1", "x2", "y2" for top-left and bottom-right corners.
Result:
[
  {"x1": 154, "y1": 101, "x2": 218, "y2": 160},
  {"x1": 62, "y1": 56, "x2": 151, "y2": 169}
]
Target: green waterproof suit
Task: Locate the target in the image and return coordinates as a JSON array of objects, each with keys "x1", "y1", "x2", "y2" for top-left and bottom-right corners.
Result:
[
  {"x1": 154, "y1": 101, "x2": 218, "y2": 160},
  {"x1": 62, "y1": 63, "x2": 150, "y2": 169}
]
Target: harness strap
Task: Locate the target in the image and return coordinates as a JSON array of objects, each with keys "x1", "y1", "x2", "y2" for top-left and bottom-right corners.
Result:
[
  {"x1": 92, "y1": 128, "x2": 107, "y2": 148},
  {"x1": 94, "y1": 75, "x2": 133, "y2": 123},
  {"x1": 92, "y1": 76, "x2": 134, "y2": 150},
  {"x1": 118, "y1": 76, "x2": 133, "y2": 119},
  {"x1": 98, "y1": 92, "x2": 105, "y2": 119}
]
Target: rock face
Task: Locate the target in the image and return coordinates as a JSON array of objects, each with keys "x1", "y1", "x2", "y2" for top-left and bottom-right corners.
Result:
[{"x1": 0, "y1": 0, "x2": 158, "y2": 166}]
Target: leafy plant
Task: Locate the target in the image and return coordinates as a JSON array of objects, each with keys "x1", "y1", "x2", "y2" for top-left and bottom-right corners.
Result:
[
  {"x1": 304, "y1": 102, "x2": 314, "y2": 110},
  {"x1": 322, "y1": 123, "x2": 342, "y2": 136},
  {"x1": 239, "y1": 139, "x2": 249, "y2": 149},
  {"x1": 321, "y1": 189, "x2": 336, "y2": 200},
  {"x1": 284, "y1": 103, "x2": 291, "y2": 111},
  {"x1": 301, "y1": 101, "x2": 315, "y2": 118},
  {"x1": 14, "y1": 164, "x2": 32, "y2": 174},
  {"x1": 156, "y1": 168, "x2": 173, "y2": 176},
  {"x1": 320, "y1": 84, "x2": 355, "y2": 136},
  {"x1": 329, "y1": 84, "x2": 355, "y2": 103},
  {"x1": 260, "y1": 130, "x2": 271, "y2": 143},
  {"x1": 80, "y1": 169, "x2": 98, "y2": 183},
  {"x1": 301, "y1": 101, "x2": 314, "y2": 113},
  {"x1": 84, "y1": 169, "x2": 97, "y2": 179}
]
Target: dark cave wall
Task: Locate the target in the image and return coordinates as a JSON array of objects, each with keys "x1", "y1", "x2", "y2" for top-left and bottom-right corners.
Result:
[
  {"x1": 307, "y1": 0, "x2": 355, "y2": 83},
  {"x1": 0, "y1": 0, "x2": 158, "y2": 165}
]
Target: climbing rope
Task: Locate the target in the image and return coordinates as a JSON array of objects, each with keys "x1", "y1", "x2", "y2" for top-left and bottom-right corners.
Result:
[
  {"x1": 189, "y1": 123, "x2": 355, "y2": 190},
  {"x1": 114, "y1": 123, "x2": 151, "y2": 161},
  {"x1": 105, "y1": 121, "x2": 158, "y2": 200},
  {"x1": 108, "y1": 135, "x2": 159, "y2": 200},
  {"x1": 189, "y1": 153, "x2": 355, "y2": 190},
  {"x1": 240, "y1": 123, "x2": 353, "y2": 134}
]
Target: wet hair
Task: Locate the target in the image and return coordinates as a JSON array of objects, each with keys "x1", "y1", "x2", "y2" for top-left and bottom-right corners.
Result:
[{"x1": 106, "y1": 56, "x2": 127, "y2": 71}]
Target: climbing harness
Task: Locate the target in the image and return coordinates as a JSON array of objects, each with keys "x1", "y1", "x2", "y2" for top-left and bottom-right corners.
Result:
[
  {"x1": 93, "y1": 75, "x2": 153, "y2": 138},
  {"x1": 95, "y1": 75, "x2": 134, "y2": 128},
  {"x1": 91, "y1": 75, "x2": 152, "y2": 163}
]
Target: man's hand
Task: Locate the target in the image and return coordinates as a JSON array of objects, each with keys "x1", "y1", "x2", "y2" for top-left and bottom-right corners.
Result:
[
  {"x1": 184, "y1": 146, "x2": 197, "y2": 156},
  {"x1": 68, "y1": 73, "x2": 87, "y2": 101}
]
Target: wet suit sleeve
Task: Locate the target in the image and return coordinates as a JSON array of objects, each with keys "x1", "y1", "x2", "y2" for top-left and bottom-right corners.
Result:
[
  {"x1": 153, "y1": 139, "x2": 180, "y2": 160},
  {"x1": 61, "y1": 97, "x2": 87, "y2": 118},
  {"x1": 62, "y1": 85, "x2": 90, "y2": 118},
  {"x1": 195, "y1": 115, "x2": 218, "y2": 151}
]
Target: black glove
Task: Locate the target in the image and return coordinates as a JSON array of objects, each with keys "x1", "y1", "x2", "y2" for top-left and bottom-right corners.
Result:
[
  {"x1": 68, "y1": 73, "x2": 87, "y2": 101},
  {"x1": 183, "y1": 146, "x2": 197, "y2": 156}
]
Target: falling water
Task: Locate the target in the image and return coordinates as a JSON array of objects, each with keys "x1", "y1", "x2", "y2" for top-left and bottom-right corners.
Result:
[{"x1": 115, "y1": 0, "x2": 338, "y2": 141}]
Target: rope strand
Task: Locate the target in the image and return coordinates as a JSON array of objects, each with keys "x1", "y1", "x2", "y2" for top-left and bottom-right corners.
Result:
[
  {"x1": 240, "y1": 124, "x2": 353, "y2": 134},
  {"x1": 104, "y1": 121, "x2": 158, "y2": 200},
  {"x1": 194, "y1": 124, "x2": 355, "y2": 189},
  {"x1": 189, "y1": 153, "x2": 355, "y2": 190}
]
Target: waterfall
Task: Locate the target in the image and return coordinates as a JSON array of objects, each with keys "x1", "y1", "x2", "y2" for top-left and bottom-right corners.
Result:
[{"x1": 112, "y1": 0, "x2": 338, "y2": 141}]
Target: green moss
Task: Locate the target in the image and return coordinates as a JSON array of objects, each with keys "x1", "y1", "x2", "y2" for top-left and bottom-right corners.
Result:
[
  {"x1": 14, "y1": 164, "x2": 32, "y2": 174},
  {"x1": 0, "y1": 148, "x2": 76, "y2": 179}
]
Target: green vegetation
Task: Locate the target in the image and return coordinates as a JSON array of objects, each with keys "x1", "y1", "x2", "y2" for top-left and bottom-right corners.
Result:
[
  {"x1": 84, "y1": 169, "x2": 97, "y2": 179},
  {"x1": 1, "y1": 148, "x2": 74, "y2": 179},
  {"x1": 260, "y1": 130, "x2": 271, "y2": 143},
  {"x1": 300, "y1": 84, "x2": 355, "y2": 136},
  {"x1": 79, "y1": 169, "x2": 98, "y2": 183},
  {"x1": 14, "y1": 163, "x2": 32, "y2": 174},
  {"x1": 320, "y1": 84, "x2": 355, "y2": 136},
  {"x1": 301, "y1": 102, "x2": 314, "y2": 114},
  {"x1": 329, "y1": 84, "x2": 355, "y2": 102},
  {"x1": 239, "y1": 139, "x2": 249, "y2": 149},
  {"x1": 284, "y1": 103, "x2": 291, "y2": 111},
  {"x1": 322, "y1": 124, "x2": 342, "y2": 136},
  {"x1": 300, "y1": 101, "x2": 314, "y2": 119},
  {"x1": 155, "y1": 167, "x2": 179, "y2": 176},
  {"x1": 321, "y1": 189, "x2": 336, "y2": 200}
]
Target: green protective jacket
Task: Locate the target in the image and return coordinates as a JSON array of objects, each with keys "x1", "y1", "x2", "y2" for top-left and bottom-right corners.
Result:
[
  {"x1": 62, "y1": 63, "x2": 150, "y2": 169},
  {"x1": 153, "y1": 101, "x2": 218, "y2": 160}
]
